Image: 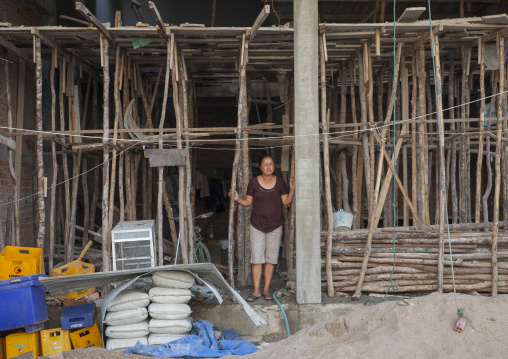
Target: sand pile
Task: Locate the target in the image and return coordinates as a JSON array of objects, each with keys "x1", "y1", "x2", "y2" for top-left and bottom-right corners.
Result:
[{"x1": 242, "y1": 292, "x2": 508, "y2": 358}]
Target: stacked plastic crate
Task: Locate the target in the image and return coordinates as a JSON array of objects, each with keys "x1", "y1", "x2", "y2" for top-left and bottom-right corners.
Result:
[
  {"x1": 61, "y1": 303, "x2": 102, "y2": 350},
  {"x1": 0, "y1": 246, "x2": 47, "y2": 359}
]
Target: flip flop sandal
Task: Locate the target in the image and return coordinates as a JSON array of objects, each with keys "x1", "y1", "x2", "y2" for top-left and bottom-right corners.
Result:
[
  {"x1": 263, "y1": 293, "x2": 273, "y2": 300},
  {"x1": 247, "y1": 294, "x2": 261, "y2": 302}
]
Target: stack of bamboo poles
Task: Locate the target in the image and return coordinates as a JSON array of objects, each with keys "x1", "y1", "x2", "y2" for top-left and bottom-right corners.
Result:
[{"x1": 307, "y1": 228, "x2": 508, "y2": 294}]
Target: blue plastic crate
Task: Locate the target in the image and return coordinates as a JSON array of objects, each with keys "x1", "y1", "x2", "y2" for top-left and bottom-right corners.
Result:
[
  {"x1": 0, "y1": 274, "x2": 48, "y2": 332},
  {"x1": 61, "y1": 303, "x2": 96, "y2": 330}
]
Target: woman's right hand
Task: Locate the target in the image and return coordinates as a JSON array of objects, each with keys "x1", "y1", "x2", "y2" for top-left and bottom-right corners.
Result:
[{"x1": 228, "y1": 189, "x2": 239, "y2": 201}]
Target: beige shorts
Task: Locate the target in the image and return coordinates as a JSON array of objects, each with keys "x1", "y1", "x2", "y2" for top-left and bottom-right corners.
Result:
[{"x1": 250, "y1": 225, "x2": 283, "y2": 264}]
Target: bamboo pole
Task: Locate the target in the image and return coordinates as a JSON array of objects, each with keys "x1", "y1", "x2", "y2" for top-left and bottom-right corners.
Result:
[
  {"x1": 319, "y1": 34, "x2": 334, "y2": 297},
  {"x1": 34, "y1": 37, "x2": 45, "y2": 249},
  {"x1": 3, "y1": 48, "x2": 20, "y2": 246},
  {"x1": 492, "y1": 36, "x2": 504, "y2": 295},
  {"x1": 158, "y1": 38, "x2": 171, "y2": 265},
  {"x1": 101, "y1": 36, "x2": 111, "y2": 271}
]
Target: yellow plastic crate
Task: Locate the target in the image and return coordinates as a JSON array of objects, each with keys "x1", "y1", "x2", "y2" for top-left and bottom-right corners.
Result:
[
  {"x1": 5, "y1": 332, "x2": 41, "y2": 359},
  {"x1": 69, "y1": 323, "x2": 102, "y2": 349},
  {"x1": 50, "y1": 261, "x2": 95, "y2": 299},
  {"x1": 40, "y1": 328, "x2": 71, "y2": 356},
  {"x1": 0, "y1": 337, "x2": 6, "y2": 359},
  {"x1": 0, "y1": 246, "x2": 43, "y2": 280}
]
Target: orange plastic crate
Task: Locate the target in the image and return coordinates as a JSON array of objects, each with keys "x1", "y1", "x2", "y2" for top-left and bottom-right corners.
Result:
[
  {"x1": 0, "y1": 337, "x2": 5, "y2": 359},
  {"x1": 51, "y1": 261, "x2": 95, "y2": 299},
  {"x1": 40, "y1": 328, "x2": 71, "y2": 356},
  {"x1": 0, "y1": 246, "x2": 43, "y2": 280},
  {"x1": 69, "y1": 323, "x2": 103, "y2": 349},
  {"x1": 5, "y1": 332, "x2": 41, "y2": 359}
]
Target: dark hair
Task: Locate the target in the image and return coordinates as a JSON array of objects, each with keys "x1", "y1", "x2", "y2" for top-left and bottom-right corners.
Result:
[{"x1": 258, "y1": 154, "x2": 275, "y2": 167}]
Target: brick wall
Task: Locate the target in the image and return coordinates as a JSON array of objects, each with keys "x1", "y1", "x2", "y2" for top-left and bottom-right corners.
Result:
[{"x1": 0, "y1": 0, "x2": 38, "y2": 246}]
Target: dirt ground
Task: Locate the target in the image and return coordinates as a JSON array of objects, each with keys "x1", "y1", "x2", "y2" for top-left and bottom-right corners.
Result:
[{"x1": 40, "y1": 291, "x2": 508, "y2": 359}]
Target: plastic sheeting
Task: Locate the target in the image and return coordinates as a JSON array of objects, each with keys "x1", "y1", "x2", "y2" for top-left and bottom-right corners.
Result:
[{"x1": 125, "y1": 319, "x2": 258, "y2": 358}]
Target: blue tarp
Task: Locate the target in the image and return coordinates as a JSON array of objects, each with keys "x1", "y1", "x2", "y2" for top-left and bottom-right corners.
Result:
[{"x1": 125, "y1": 319, "x2": 258, "y2": 358}]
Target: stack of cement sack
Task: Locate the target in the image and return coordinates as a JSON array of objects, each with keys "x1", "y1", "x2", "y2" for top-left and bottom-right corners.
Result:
[
  {"x1": 147, "y1": 271, "x2": 194, "y2": 345},
  {"x1": 104, "y1": 271, "x2": 195, "y2": 350}
]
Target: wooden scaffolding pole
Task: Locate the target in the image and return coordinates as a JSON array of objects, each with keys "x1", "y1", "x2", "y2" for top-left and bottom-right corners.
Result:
[
  {"x1": 180, "y1": 52, "x2": 195, "y2": 264},
  {"x1": 492, "y1": 36, "x2": 504, "y2": 296},
  {"x1": 3, "y1": 48, "x2": 20, "y2": 247},
  {"x1": 475, "y1": 42, "x2": 486, "y2": 224},
  {"x1": 170, "y1": 34, "x2": 188, "y2": 264},
  {"x1": 227, "y1": 33, "x2": 248, "y2": 288},
  {"x1": 101, "y1": 36, "x2": 111, "y2": 271},
  {"x1": 319, "y1": 34, "x2": 334, "y2": 297},
  {"x1": 158, "y1": 38, "x2": 171, "y2": 266},
  {"x1": 49, "y1": 51, "x2": 58, "y2": 270},
  {"x1": 432, "y1": 34, "x2": 446, "y2": 293},
  {"x1": 108, "y1": 45, "x2": 123, "y2": 237},
  {"x1": 34, "y1": 37, "x2": 45, "y2": 249}
]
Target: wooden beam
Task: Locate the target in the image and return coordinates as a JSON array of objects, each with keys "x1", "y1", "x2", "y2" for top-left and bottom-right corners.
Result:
[
  {"x1": 75, "y1": 2, "x2": 115, "y2": 45},
  {"x1": 148, "y1": 1, "x2": 170, "y2": 40},
  {"x1": 397, "y1": 7, "x2": 426, "y2": 23},
  {"x1": 249, "y1": 5, "x2": 270, "y2": 42},
  {"x1": 0, "y1": 133, "x2": 15, "y2": 150},
  {"x1": 31, "y1": 28, "x2": 55, "y2": 49}
]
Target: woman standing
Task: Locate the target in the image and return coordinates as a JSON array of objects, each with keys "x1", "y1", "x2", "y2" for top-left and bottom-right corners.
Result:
[{"x1": 230, "y1": 154, "x2": 295, "y2": 301}]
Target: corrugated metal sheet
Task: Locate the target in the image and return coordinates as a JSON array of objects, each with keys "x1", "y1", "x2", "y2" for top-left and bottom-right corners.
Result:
[{"x1": 39, "y1": 263, "x2": 266, "y2": 326}]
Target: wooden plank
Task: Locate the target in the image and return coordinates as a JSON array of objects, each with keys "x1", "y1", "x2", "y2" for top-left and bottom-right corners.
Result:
[
  {"x1": 144, "y1": 149, "x2": 187, "y2": 167},
  {"x1": 397, "y1": 7, "x2": 426, "y2": 23},
  {"x1": 482, "y1": 14, "x2": 508, "y2": 25},
  {"x1": 249, "y1": 5, "x2": 270, "y2": 42},
  {"x1": 75, "y1": 2, "x2": 115, "y2": 45},
  {"x1": 148, "y1": 1, "x2": 170, "y2": 39}
]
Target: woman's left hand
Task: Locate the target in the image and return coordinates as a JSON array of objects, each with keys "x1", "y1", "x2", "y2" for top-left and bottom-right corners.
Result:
[{"x1": 289, "y1": 176, "x2": 295, "y2": 190}]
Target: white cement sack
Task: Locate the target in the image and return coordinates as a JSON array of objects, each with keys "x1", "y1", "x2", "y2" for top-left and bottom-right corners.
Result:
[
  {"x1": 152, "y1": 271, "x2": 195, "y2": 289},
  {"x1": 147, "y1": 333, "x2": 187, "y2": 345},
  {"x1": 105, "y1": 320, "x2": 149, "y2": 339},
  {"x1": 106, "y1": 289, "x2": 150, "y2": 312},
  {"x1": 148, "y1": 318, "x2": 192, "y2": 334},
  {"x1": 104, "y1": 307, "x2": 148, "y2": 326},
  {"x1": 106, "y1": 336, "x2": 148, "y2": 350},
  {"x1": 149, "y1": 287, "x2": 192, "y2": 304},
  {"x1": 148, "y1": 303, "x2": 192, "y2": 320}
]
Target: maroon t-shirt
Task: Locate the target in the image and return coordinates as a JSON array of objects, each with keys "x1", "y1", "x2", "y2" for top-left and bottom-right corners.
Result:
[{"x1": 247, "y1": 176, "x2": 288, "y2": 233}]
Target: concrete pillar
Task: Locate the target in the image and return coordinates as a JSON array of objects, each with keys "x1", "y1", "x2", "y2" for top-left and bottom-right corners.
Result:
[{"x1": 294, "y1": 0, "x2": 321, "y2": 304}]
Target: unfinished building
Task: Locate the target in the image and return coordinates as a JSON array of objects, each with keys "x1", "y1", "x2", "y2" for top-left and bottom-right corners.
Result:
[{"x1": 1, "y1": 0, "x2": 508, "y2": 304}]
